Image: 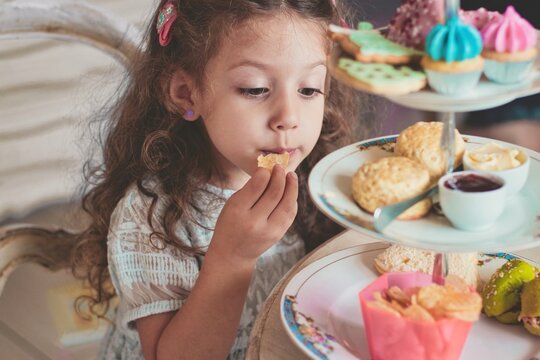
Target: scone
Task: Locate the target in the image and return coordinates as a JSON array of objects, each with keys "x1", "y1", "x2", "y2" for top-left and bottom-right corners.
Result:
[
  {"x1": 374, "y1": 244, "x2": 479, "y2": 289},
  {"x1": 395, "y1": 121, "x2": 465, "y2": 182},
  {"x1": 352, "y1": 156, "x2": 431, "y2": 220},
  {"x1": 257, "y1": 153, "x2": 289, "y2": 171}
]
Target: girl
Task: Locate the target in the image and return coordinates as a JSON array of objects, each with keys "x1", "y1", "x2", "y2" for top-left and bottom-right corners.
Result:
[{"x1": 72, "y1": 0, "x2": 368, "y2": 359}]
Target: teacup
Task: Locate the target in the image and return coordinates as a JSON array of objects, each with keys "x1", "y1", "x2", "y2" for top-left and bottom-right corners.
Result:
[{"x1": 438, "y1": 170, "x2": 507, "y2": 231}]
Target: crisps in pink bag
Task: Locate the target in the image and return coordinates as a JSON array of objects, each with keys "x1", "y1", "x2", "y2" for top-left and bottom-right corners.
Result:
[{"x1": 358, "y1": 272, "x2": 479, "y2": 360}]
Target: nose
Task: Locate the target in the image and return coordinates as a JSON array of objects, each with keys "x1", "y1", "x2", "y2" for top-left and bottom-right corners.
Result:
[{"x1": 269, "y1": 93, "x2": 299, "y2": 132}]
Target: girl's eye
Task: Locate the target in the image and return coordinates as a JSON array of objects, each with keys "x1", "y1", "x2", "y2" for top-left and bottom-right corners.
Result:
[
  {"x1": 298, "y1": 88, "x2": 324, "y2": 97},
  {"x1": 239, "y1": 88, "x2": 269, "y2": 97}
]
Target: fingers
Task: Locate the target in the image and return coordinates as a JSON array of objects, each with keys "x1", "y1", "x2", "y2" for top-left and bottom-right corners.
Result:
[
  {"x1": 233, "y1": 167, "x2": 271, "y2": 208},
  {"x1": 233, "y1": 166, "x2": 298, "y2": 226},
  {"x1": 251, "y1": 165, "x2": 287, "y2": 216},
  {"x1": 268, "y1": 171, "x2": 298, "y2": 225}
]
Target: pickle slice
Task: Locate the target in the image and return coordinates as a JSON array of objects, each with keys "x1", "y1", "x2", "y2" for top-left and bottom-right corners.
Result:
[{"x1": 482, "y1": 259, "x2": 536, "y2": 318}]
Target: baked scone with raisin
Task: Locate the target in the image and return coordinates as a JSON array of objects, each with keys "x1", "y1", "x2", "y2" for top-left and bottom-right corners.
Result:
[
  {"x1": 352, "y1": 156, "x2": 432, "y2": 220},
  {"x1": 395, "y1": 121, "x2": 465, "y2": 182}
]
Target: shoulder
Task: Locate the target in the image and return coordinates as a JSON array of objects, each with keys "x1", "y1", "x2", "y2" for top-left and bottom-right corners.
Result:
[
  {"x1": 107, "y1": 178, "x2": 176, "y2": 257},
  {"x1": 109, "y1": 178, "x2": 168, "y2": 232}
]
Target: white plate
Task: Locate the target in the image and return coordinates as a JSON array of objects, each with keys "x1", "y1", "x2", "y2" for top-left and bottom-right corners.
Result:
[
  {"x1": 328, "y1": 31, "x2": 540, "y2": 112},
  {"x1": 384, "y1": 65, "x2": 540, "y2": 113},
  {"x1": 308, "y1": 135, "x2": 540, "y2": 253},
  {"x1": 280, "y1": 244, "x2": 540, "y2": 360}
]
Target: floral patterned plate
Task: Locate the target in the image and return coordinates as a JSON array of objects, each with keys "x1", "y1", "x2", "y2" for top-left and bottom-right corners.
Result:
[
  {"x1": 308, "y1": 135, "x2": 540, "y2": 253},
  {"x1": 280, "y1": 243, "x2": 540, "y2": 360}
]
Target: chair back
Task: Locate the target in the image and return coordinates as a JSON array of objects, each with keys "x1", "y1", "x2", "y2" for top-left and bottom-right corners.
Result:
[{"x1": 0, "y1": 0, "x2": 141, "y2": 295}]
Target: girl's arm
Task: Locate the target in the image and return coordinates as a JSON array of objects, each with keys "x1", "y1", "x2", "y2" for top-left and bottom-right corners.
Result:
[
  {"x1": 137, "y1": 253, "x2": 254, "y2": 360},
  {"x1": 136, "y1": 166, "x2": 298, "y2": 360}
]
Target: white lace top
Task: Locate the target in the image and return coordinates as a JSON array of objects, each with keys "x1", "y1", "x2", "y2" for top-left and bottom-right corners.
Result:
[{"x1": 99, "y1": 178, "x2": 305, "y2": 359}]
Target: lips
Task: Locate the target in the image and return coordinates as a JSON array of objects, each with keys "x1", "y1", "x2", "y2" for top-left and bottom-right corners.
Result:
[{"x1": 262, "y1": 148, "x2": 297, "y2": 156}]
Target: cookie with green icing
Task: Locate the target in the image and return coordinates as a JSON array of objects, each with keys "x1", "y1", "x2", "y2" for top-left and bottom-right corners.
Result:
[
  {"x1": 330, "y1": 22, "x2": 423, "y2": 64},
  {"x1": 335, "y1": 58, "x2": 426, "y2": 95}
]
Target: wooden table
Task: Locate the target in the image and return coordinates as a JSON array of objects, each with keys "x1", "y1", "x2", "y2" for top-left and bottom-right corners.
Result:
[{"x1": 246, "y1": 229, "x2": 540, "y2": 360}]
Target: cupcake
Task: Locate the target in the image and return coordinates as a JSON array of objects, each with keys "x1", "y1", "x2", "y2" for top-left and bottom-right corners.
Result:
[
  {"x1": 421, "y1": 15, "x2": 484, "y2": 95},
  {"x1": 386, "y1": 0, "x2": 444, "y2": 50},
  {"x1": 459, "y1": 7, "x2": 502, "y2": 32},
  {"x1": 481, "y1": 6, "x2": 538, "y2": 84}
]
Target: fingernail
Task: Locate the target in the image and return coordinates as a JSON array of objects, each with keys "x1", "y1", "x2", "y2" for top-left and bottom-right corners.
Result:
[{"x1": 289, "y1": 172, "x2": 298, "y2": 180}]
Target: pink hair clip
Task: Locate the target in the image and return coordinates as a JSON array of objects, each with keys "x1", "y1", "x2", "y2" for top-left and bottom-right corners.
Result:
[
  {"x1": 157, "y1": 1, "x2": 178, "y2": 46},
  {"x1": 331, "y1": 0, "x2": 349, "y2": 28}
]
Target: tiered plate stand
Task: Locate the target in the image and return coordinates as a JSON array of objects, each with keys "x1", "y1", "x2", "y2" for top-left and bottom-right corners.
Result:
[{"x1": 321, "y1": 0, "x2": 540, "y2": 281}]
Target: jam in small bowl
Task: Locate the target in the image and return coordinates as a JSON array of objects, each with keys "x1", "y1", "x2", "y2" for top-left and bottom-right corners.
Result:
[{"x1": 438, "y1": 170, "x2": 507, "y2": 231}]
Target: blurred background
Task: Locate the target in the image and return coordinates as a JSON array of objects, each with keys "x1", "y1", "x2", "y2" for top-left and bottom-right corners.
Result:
[
  {"x1": 0, "y1": 0, "x2": 538, "y2": 358},
  {"x1": 1, "y1": 0, "x2": 153, "y2": 226}
]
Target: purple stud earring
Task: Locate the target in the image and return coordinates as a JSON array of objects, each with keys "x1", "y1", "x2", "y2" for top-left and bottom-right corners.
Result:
[{"x1": 184, "y1": 109, "x2": 194, "y2": 119}]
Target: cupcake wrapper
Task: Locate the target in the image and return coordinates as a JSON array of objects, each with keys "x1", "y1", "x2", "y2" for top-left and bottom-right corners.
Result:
[
  {"x1": 483, "y1": 59, "x2": 534, "y2": 84},
  {"x1": 425, "y1": 70, "x2": 482, "y2": 95},
  {"x1": 359, "y1": 272, "x2": 473, "y2": 360}
]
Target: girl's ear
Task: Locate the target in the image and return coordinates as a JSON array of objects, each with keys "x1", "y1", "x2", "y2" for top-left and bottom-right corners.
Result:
[{"x1": 168, "y1": 69, "x2": 200, "y2": 121}]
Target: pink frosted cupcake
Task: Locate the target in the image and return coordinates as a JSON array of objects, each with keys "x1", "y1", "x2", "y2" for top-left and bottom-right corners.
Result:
[{"x1": 481, "y1": 6, "x2": 538, "y2": 84}]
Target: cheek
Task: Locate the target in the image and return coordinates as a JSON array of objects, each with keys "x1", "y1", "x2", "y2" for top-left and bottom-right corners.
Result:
[
  {"x1": 309, "y1": 121, "x2": 324, "y2": 148},
  {"x1": 301, "y1": 111, "x2": 325, "y2": 154},
  {"x1": 203, "y1": 115, "x2": 257, "y2": 160},
  {"x1": 309, "y1": 105, "x2": 325, "y2": 138}
]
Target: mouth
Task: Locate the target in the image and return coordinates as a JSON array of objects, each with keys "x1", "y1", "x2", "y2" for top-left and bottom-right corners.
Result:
[{"x1": 261, "y1": 148, "x2": 297, "y2": 156}]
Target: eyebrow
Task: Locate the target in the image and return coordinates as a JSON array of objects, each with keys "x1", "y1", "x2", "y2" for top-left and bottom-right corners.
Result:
[{"x1": 227, "y1": 59, "x2": 327, "y2": 71}]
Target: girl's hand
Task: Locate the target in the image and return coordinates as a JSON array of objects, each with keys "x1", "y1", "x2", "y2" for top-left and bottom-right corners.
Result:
[{"x1": 208, "y1": 166, "x2": 298, "y2": 265}]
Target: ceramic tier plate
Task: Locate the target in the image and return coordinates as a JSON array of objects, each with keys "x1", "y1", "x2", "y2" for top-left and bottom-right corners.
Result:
[
  {"x1": 280, "y1": 243, "x2": 540, "y2": 360},
  {"x1": 328, "y1": 30, "x2": 540, "y2": 112},
  {"x1": 308, "y1": 135, "x2": 540, "y2": 253}
]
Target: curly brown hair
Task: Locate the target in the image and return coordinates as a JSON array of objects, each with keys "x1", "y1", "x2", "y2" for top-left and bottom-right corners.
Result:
[{"x1": 71, "y1": 0, "x2": 371, "y2": 317}]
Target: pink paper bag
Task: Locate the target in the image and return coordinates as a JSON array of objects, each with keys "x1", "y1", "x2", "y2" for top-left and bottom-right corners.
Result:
[{"x1": 359, "y1": 272, "x2": 473, "y2": 360}]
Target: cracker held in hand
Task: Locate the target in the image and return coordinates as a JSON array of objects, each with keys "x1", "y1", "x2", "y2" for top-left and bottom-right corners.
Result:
[{"x1": 257, "y1": 152, "x2": 290, "y2": 171}]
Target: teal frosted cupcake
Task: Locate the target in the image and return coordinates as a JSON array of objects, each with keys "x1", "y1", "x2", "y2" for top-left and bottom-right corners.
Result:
[
  {"x1": 481, "y1": 6, "x2": 538, "y2": 84},
  {"x1": 421, "y1": 15, "x2": 484, "y2": 95}
]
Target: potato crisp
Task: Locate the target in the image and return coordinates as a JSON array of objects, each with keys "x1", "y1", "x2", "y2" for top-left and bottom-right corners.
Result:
[
  {"x1": 367, "y1": 276, "x2": 482, "y2": 322},
  {"x1": 257, "y1": 152, "x2": 290, "y2": 171}
]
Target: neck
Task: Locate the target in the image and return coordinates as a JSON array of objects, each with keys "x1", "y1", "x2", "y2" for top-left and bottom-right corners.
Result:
[
  {"x1": 209, "y1": 172, "x2": 250, "y2": 191},
  {"x1": 209, "y1": 151, "x2": 250, "y2": 191}
]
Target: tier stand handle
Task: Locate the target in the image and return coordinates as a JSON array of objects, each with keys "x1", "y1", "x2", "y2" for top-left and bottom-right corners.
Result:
[
  {"x1": 432, "y1": 0, "x2": 460, "y2": 285},
  {"x1": 432, "y1": 113, "x2": 456, "y2": 285}
]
